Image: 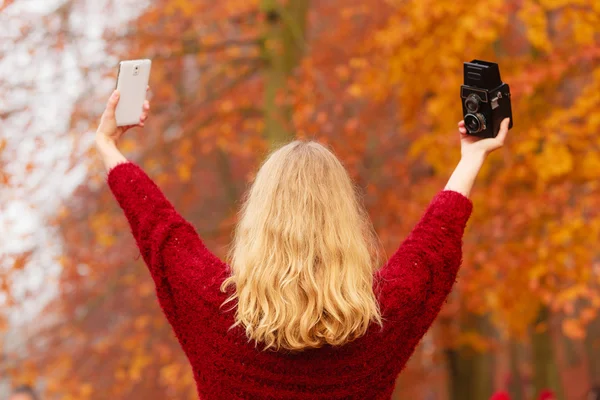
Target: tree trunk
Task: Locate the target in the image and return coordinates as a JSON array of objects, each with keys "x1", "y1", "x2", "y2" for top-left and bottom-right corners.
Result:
[
  {"x1": 446, "y1": 313, "x2": 494, "y2": 400},
  {"x1": 585, "y1": 316, "x2": 600, "y2": 385},
  {"x1": 260, "y1": 0, "x2": 310, "y2": 145},
  {"x1": 508, "y1": 340, "x2": 525, "y2": 400},
  {"x1": 531, "y1": 306, "x2": 565, "y2": 400}
]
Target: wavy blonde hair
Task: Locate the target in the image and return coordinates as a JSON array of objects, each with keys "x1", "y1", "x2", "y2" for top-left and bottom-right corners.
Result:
[{"x1": 221, "y1": 140, "x2": 382, "y2": 351}]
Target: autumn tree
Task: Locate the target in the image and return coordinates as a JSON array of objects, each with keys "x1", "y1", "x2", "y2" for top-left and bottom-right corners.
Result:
[{"x1": 362, "y1": 1, "x2": 600, "y2": 399}]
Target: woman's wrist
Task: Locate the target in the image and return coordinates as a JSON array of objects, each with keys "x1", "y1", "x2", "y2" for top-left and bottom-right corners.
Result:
[
  {"x1": 460, "y1": 151, "x2": 486, "y2": 167},
  {"x1": 444, "y1": 153, "x2": 486, "y2": 197},
  {"x1": 95, "y1": 135, "x2": 117, "y2": 150},
  {"x1": 95, "y1": 135, "x2": 127, "y2": 172}
]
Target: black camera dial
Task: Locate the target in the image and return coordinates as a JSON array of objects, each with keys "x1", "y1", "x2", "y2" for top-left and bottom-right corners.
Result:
[
  {"x1": 464, "y1": 113, "x2": 486, "y2": 134},
  {"x1": 465, "y1": 94, "x2": 482, "y2": 113}
]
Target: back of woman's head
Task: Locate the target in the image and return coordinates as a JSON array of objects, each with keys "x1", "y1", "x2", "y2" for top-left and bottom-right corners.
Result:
[{"x1": 222, "y1": 140, "x2": 382, "y2": 351}]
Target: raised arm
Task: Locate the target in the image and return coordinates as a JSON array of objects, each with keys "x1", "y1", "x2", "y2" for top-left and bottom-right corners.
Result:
[
  {"x1": 377, "y1": 119, "x2": 510, "y2": 336},
  {"x1": 95, "y1": 90, "x2": 227, "y2": 326}
]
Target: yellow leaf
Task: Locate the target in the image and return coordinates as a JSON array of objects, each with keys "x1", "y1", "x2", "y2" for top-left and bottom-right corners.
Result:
[
  {"x1": 160, "y1": 363, "x2": 181, "y2": 385},
  {"x1": 80, "y1": 384, "x2": 93, "y2": 396},
  {"x1": 347, "y1": 84, "x2": 363, "y2": 97},
  {"x1": 578, "y1": 152, "x2": 600, "y2": 180},
  {"x1": 534, "y1": 142, "x2": 573, "y2": 181},
  {"x1": 457, "y1": 331, "x2": 489, "y2": 352},
  {"x1": 177, "y1": 164, "x2": 191, "y2": 182},
  {"x1": 556, "y1": 285, "x2": 585, "y2": 303}
]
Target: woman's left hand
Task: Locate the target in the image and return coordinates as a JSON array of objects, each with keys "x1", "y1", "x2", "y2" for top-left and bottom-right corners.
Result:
[
  {"x1": 444, "y1": 118, "x2": 510, "y2": 197},
  {"x1": 96, "y1": 89, "x2": 150, "y2": 146},
  {"x1": 458, "y1": 118, "x2": 510, "y2": 161}
]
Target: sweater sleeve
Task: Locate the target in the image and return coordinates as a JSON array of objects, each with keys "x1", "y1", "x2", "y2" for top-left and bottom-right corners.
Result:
[
  {"x1": 377, "y1": 190, "x2": 472, "y2": 333},
  {"x1": 107, "y1": 162, "x2": 227, "y2": 324}
]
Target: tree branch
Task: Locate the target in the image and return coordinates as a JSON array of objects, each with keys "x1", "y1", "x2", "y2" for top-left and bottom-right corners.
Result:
[
  {"x1": 189, "y1": 63, "x2": 263, "y2": 110},
  {"x1": 151, "y1": 39, "x2": 261, "y2": 60},
  {"x1": 183, "y1": 107, "x2": 263, "y2": 137},
  {"x1": 0, "y1": 108, "x2": 26, "y2": 119}
]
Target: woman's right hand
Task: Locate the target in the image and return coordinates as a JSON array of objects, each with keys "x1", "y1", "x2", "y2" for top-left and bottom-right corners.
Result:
[
  {"x1": 458, "y1": 118, "x2": 510, "y2": 161},
  {"x1": 96, "y1": 89, "x2": 150, "y2": 147},
  {"x1": 95, "y1": 90, "x2": 149, "y2": 172}
]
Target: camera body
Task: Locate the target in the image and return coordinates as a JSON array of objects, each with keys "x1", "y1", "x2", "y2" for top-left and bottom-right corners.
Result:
[{"x1": 460, "y1": 60, "x2": 513, "y2": 138}]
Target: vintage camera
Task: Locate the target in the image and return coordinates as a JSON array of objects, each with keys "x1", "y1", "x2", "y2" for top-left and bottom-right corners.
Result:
[{"x1": 460, "y1": 60, "x2": 513, "y2": 138}]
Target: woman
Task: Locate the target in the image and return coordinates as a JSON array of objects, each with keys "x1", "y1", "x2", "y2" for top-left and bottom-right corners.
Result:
[{"x1": 96, "y1": 90, "x2": 509, "y2": 399}]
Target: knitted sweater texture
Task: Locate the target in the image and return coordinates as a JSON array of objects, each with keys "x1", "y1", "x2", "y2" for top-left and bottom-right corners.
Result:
[{"x1": 108, "y1": 162, "x2": 473, "y2": 400}]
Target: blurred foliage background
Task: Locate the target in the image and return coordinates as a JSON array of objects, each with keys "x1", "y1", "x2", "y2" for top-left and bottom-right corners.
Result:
[{"x1": 1, "y1": 0, "x2": 600, "y2": 399}]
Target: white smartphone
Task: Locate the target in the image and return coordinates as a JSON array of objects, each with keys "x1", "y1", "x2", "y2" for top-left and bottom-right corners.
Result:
[{"x1": 115, "y1": 59, "x2": 151, "y2": 126}]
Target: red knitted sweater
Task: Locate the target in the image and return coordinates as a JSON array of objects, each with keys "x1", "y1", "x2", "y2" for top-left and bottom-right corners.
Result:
[{"x1": 108, "y1": 162, "x2": 473, "y2": 400}]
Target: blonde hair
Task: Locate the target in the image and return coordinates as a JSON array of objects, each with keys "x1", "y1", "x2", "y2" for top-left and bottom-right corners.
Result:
[{"x1": 222, "y1": 140, "x2": 382, "y2": 351}]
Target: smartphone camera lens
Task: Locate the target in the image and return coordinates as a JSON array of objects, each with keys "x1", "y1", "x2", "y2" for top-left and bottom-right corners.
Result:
[{"x1": 133, "y1": 65, "x2": 140, "y2": 76}]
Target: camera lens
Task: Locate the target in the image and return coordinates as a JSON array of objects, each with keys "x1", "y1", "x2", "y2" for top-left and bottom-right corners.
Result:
[
  {"x1": 465, "y1": 94, "x2": 481, "y2": 113},
  {"x1": 464, "y1": 113, "x2": 486, "y2": 134}
]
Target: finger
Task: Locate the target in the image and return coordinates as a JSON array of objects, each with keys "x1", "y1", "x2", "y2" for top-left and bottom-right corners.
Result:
[
  {"x1": 494, "y1": 118, "x2": 510, "y2": 145},
  {"x1": 143, "y1": 100, "x2": 150, "y2": 111},
  {"x1": 458, "y1": 120, "x2": 465, "y2": 128},
  {"x1": 459, "y1": 127, "x2": 467, "y2": 135},
  {"x1": 103, "y1": 90, "x2": 120, "y2": 119},
  {"x1": 140, "y1": 113, "x2": 148, "y2": 123}
]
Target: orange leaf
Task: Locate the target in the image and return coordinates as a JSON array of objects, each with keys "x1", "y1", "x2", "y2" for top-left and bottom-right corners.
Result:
[{"x1": 562, "y1": 319, "x2": 585, "y2": 340}]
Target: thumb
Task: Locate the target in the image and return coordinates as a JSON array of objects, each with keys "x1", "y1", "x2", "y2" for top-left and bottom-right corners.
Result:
[
  {"x1": 494, "y1": 118, "x2": 510, "y2": 146},
  {"x1": 103, "y1": 90, "x2": 120, "y2": 119}
]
